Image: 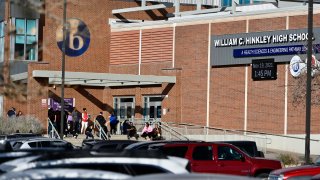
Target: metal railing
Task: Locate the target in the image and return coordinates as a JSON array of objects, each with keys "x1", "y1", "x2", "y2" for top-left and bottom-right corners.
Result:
[
  {"x1": 48, "y1": 118, "x2": 61, "y2": 139},
  {"x1": 94, "y1": 119, "x2": 110, "y2": 140},
  {"x1": 165, "y1": 123, "x2": 270, "y2": 154},
  {"x1": 160, "y1": 122, "x2": 189, "y2": 140}
]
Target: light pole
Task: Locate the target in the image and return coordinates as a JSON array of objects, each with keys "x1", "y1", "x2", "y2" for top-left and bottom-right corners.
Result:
[
  {"x1": 305, "y1": 0, "x2": 313, "y2": 164},
  {"x1": 60, "y1": 0, "x2": 67, "y2": 139}
]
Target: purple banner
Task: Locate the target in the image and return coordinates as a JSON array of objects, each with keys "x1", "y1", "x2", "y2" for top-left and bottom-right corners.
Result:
[{"x1": 48, "y1": 98, "x2": 74, "y2": 112}]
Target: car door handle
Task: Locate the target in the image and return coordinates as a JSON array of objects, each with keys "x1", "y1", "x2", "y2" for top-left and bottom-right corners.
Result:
[{"x1": 218, "y1": 163, "x2": 224, "y2": 167}]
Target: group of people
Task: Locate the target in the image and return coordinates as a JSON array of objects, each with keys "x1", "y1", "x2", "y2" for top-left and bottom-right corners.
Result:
[
  {"x1": 48, "y1": 107, "x2": 91, "y2": 139},
  {"x1": 94, "y1": 111, "x2": 119, "y2": 140},
  {"x1": 48, "y1": 107, "x2": 162, "y2": 141},
  {"x1": 141, "y1": 122, "x2": 163, "y2": 140},
  {"x1": 7, "y1": 107, "x2": 22, "y2": 118},
  {"x1": 122, "y1": 121, "x2": 163, "y2": 141},
  {"x1": 48, "y1": 107, "x2": 120, "y2": 140}
]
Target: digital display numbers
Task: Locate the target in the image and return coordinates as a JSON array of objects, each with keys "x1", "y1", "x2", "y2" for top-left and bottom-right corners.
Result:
[{"x1": 252, "y1": 59, "x2": 277, "y2": 80}]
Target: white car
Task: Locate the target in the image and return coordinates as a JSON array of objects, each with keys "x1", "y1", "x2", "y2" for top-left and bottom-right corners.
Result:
[
  {"x1": 11, "y1": 151, "x2": 189, "y2": 176},
  {"x1": 9, "y1": 137, "x2": 74, "y2": 150},
  {"x1": 0, "y1": 168, "x2": 131, "y2": 180}
]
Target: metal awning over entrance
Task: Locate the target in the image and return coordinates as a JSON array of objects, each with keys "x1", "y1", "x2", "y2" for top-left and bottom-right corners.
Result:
[{"x1": 32, "y1": 70, "x2": 176, "y2": 87}]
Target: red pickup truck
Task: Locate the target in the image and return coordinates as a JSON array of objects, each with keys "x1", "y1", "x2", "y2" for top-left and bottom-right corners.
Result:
[{"x1": 162, "y1": 142, "x2": 282, "y2": 178}]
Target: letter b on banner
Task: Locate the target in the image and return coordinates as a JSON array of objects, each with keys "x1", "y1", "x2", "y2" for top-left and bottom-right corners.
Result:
[{"x1": 56, "y1": 18, "x2": 90, "y2": 57}]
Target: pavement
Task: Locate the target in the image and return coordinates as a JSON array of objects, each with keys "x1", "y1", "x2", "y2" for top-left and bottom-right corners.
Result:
[{"x1": 63, "y1": 134, "x2": 130, "y2": 147}]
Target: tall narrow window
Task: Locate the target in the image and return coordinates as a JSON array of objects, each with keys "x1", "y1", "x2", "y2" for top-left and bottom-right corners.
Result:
[
  {"x1": 13, "y1": 18, "x2": 37, "y2": 60},
  {"x1": 0, "y1": 21, "x2": 4, "y2": 62}
]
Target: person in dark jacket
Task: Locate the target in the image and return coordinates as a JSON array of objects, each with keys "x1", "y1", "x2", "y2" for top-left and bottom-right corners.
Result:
[
  {"x1": 85, "y1": 124, "x2": 94, "y2": 139},
  {"x1": 96, "y1": 112, "x2": 110, "y2": 140},
  {"x1": 127, "y1": 122, "x2": 139, "y2": 140}
]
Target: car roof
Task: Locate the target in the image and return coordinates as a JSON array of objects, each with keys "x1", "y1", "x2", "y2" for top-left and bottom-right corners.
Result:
[
  {"x1": 124, "y1": 140, "x2": 203, "y2": 150},
  {"x1": 0, "y1": 168, "x2": 131, "y2": 180},
  {"x1": 0, "y1": 133, "x2": 42, "y2": 140},
  {"x1": 128, "y1": 173, "x2": 254, "y2": 180},
  {"x1": 12, "y1": 153, "x2": 189, "y2": 174}
]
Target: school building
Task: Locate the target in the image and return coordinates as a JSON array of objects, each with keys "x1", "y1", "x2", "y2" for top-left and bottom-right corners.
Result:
[{"x1": 1, "y1": 0, "x2": 320, "y2": 153}]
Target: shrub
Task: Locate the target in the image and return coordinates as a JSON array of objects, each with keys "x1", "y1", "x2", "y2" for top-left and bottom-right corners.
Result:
[
  {"x1": 278, "y1": 153, "x2": 299, "y2": 167},
  {"x1": 0, "y1": 116, "x2": 45, "y2": 134}
]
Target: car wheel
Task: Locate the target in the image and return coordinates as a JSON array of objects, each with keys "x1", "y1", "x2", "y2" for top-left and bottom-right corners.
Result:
[{"x1": 256, "y1": 172, "x2": 269, "y2": 180}]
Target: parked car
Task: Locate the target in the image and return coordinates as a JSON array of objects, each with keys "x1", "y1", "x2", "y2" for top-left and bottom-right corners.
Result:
[
  {"x1": 82, "y1": 139, "x2": 137, "y2": 152},
  {"x1": 14, "y1": 137, "x2": 74, "y2": 150},
  {"x1": 0, "y1": 168, "x2": 131, "y2": 180},
  {"x1": 0, "y1": 149, "x2": 76, "y2": 174},
  {"x1": 129, "y1": 173, "x2": 254, "y2": 180},
  {"x1": 160, "y1": 142, "x2": 282, "y2": 178},
  {"x1": 0, "y1": 151, "x2": 32, "y2": 166},
  {"x1": 0, "y1": 133, "x2": 42, "y2": 140},
  {"x1": 269, "y1": 160, "x2": 320, "y2": 180},
  {"x1": 123, "y1": 140, "x2": 202, "y2": 151},
  {"x1": 1, "y1": 137, "x2": 73, "y2": 151},
  {"x1": 10, "y1": 150, "x2": 190, "y2": 176}
]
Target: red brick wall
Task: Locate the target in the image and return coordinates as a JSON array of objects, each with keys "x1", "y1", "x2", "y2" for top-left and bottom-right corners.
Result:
[
  {"x1": 17, "y1": 0, "x2": 320, "y2": 135},
  {"x1": 23, "y1": 0, "x2": 176, "y2": 126},
  {"x1": 249, "y1": 17, "x2": 286, "y2": 32},
  {"x1": 110, "y1": 31, "x2": 140, "y2": 65},
  {"x1": 174, "y1": 24, "x2": 209, "y2": 124},
  {"x1": 142, "y1": 28, "x2": 173, "y2": 63},
  {"x1": 210, "y1": 21, "x2": 246, "y2": 130}
]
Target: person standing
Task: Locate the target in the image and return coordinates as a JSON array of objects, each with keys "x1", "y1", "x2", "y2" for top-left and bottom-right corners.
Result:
[
  {"x1": 81, "y1": 108, "x2": 89, "y2": 134},
  {"x1": 71, "y1": 107, "x2": 79, "y2": 138},
  {"x1": 109, "y1": 112, "x2": 118, "y2": 135},
  {"x1": 96, "y1": 112, "x2": 110, "y2": 140}
]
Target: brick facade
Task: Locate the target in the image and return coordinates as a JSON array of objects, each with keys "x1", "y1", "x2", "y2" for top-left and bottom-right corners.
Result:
[{"x1": 2, "y1": 0, "x2": 320, "y2": 135}]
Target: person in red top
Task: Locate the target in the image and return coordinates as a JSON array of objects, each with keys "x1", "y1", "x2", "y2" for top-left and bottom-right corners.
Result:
[{"x1": 81, "y1": 108, "x2": 89, "y2": 134}]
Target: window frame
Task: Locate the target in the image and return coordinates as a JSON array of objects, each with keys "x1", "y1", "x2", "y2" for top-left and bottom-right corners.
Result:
[
  {"x1": 10, "y1": 17, "x2": 38, "y2": 61},
  {"x1": 0, "y1": 21, "x2": 5, "y2": 62},
  {"x1": 192, "y1": 145, "x2": 214, "y2": 161}
]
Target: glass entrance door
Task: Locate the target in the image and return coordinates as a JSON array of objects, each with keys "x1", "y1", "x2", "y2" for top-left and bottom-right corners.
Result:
[
  {"x1": 143, "y1": 96, "x2": 162, "y2": 121},
  {"x1": 114, "y1": 97, "x2": 135, "y2": 121}
]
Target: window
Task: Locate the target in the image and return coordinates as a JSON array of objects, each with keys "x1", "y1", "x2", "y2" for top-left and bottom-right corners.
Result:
[
  {"x1": 12, "y1": 18, "x2": 38, "y2": 60},
  {"x1": 192, "y1": 146, "x2": 213, "y2": 160},
  {"x1": 218, "y1": 146, "x2": 243, "y2": 160},
  {"x1": 163, "y1": 146, "x2": 188, "y2": 158},
  {"x1": 222, "y1": 0, "x2": 255, "y2": 7},
  {"x1": 143, "y1": 96, "x2": 162, "y2": 120},
  {"x1": 113, "y1": 97, "x2": 135, "y2": 120},
  {"x1": 0, "y1": 21, "x2": 4, "y2": 62}
]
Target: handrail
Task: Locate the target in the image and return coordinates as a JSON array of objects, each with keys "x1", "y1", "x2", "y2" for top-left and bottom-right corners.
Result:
[
  {"x1": 94, "y1": 119, "x2": 109, "y2": 140},
  {"x1": 48, "y1": 118, "x2": 61, "y2": 139},
  {"x1": 160, "y1": 122, "x2": 189, "y2": 141},
  {"x1": 172, "y1": 122, "x2": 320, "y2": 142}
]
